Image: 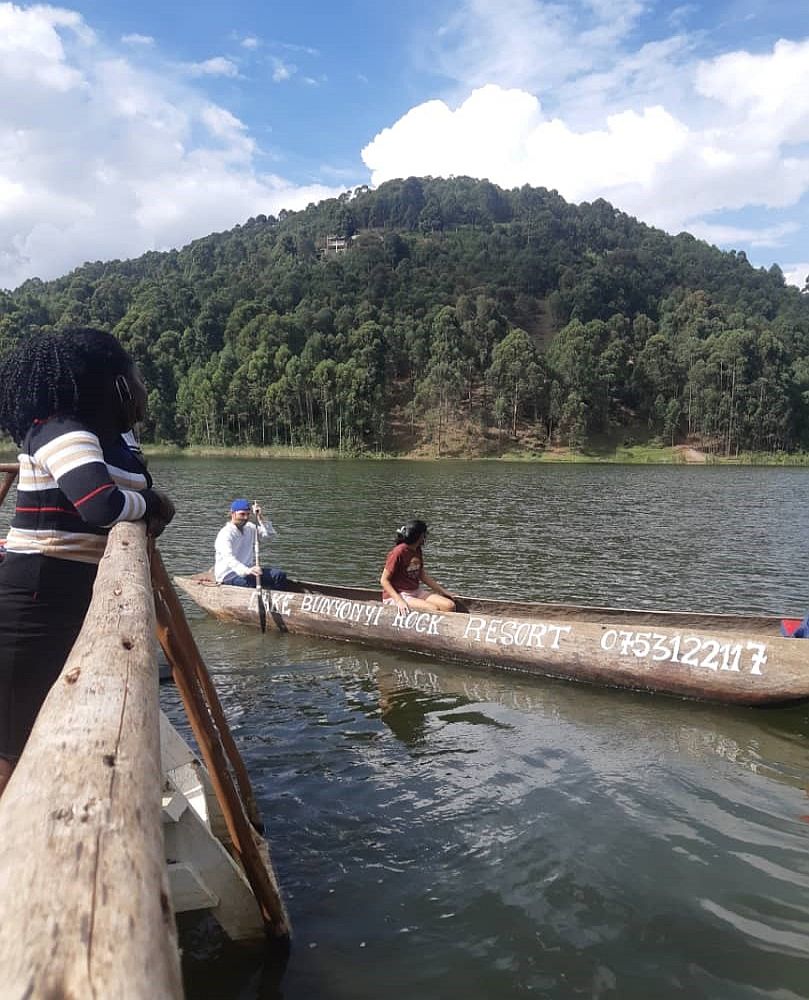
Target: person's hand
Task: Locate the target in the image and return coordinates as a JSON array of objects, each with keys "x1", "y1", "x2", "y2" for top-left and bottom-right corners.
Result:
[
  {"x1": 252, "y1": 504, "x2": 262, "y2": 519},
  {"x1": 395, "y1": 598, "x2": 409, "y2": 613},
  {"x1": 249, "y1": 565, "x2": 262, "y2": 578},
  {"x1": 146, "y1": 489, "x2": 175, "y2": 538}
]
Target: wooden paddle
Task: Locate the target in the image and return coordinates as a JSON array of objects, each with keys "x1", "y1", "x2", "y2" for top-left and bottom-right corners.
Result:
[{"x1": 252, "y1": 500, "x2": 267, "y2": 633}]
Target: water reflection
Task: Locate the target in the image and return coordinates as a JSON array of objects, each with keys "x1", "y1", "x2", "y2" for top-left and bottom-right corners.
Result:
[{"x1": 368, "y1": 658, "x2": 809, "y2": 794}]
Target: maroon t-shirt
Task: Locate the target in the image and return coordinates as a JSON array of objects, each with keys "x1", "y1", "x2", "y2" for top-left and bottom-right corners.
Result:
[{"x1": 384, "y1": 543, "x2": 423, "y2": 593}]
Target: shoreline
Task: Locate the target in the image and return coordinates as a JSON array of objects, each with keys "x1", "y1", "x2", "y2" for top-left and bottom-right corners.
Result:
[
  {"x1": 133, "y1": 444, "x2": 809, "y2": 466},
  {"x1": 3, "y1": 442, "x2": 809, "y2": 466}
]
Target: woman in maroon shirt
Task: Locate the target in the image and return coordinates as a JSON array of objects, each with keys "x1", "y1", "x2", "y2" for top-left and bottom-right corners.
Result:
[{"x1": 380, "y1": 519, "x2": 456, "y2": 613}]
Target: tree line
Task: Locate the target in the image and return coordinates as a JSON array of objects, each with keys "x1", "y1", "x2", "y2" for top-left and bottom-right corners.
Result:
[{"x1": 1, "y1": 176, "x2": 808, "y2": 455}]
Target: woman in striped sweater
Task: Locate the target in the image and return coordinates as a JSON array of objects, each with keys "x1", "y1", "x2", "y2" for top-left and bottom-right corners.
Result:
[{"x1": 0, "y1": 328, "x2": 175, "y2": 796}]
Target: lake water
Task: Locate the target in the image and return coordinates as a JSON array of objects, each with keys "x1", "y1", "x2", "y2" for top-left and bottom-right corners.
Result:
[{"x1": 5, "y1": 458, "x2": 809, "y2": 998}]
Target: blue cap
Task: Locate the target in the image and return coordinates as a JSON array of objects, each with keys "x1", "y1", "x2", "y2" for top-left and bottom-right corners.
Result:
[{"x1": 230, "y1": 498, "x2": 251, "y2": 512}]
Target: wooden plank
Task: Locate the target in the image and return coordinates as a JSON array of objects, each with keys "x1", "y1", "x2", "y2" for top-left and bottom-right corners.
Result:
[
  {"x1": 166, "y1": 863, "x2": 219, "y2": 912},
  {"x1": 163, "y1": 791, "x2": 266, "y2": 941},
  {"x1": 0, "y1": 522, "x2": 183, "y2": 999},
  {"x1": 162, "y1": 790, "x2": 190, "y2": 823},
  {"x1": 160, "y1": 711, "x2": 231, "y2": 849}
]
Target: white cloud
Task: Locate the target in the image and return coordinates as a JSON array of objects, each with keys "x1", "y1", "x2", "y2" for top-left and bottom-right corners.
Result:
[
  {"x1": 0, "y1": 2, "x2": 91, "y2": 91},
  {"x1": 363, "y1": 85, "x2": 689, "y2": 202},
  {"x1": 0, "y1": 3, "x2": 345, "y2": 289},
  {"x1": 364, "y1": 27, "x2": 809, "y2": 252},
  {"x1": 695, "y1": 38, "x2": 809, "y2": 144},
  {"x1": 241, "y1": 35, "x2": 260, "y2": 50},
  {"x1": 783, "y1": 263, "x2": 809, "y2": 289},
  {"x1": 121, "y1": 33, "x2": 154, "y2": 47},
  {"x1": 198, "y1": 104, "x2": 255, "y2": 160},
  {"x1": 271, "y1": 57, "x2": 294, "y2": 82},
  {"x1": 185, "y1": 56, "x2": 239, "y2": 78},
  {"x1": 686, "y1": 221, "x2": 799, "y2": 249},
  {"x1": 425, "y1": 0, "x2": 648, "y2": 100},
  {"x1": 279, "y1": 42, "x2": 319, "y2": 57}
]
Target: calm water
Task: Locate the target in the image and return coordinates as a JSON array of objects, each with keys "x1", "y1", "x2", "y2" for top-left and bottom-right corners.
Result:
[{"x1": 6, "y1": 459, "x2": 809, "y2": 998}]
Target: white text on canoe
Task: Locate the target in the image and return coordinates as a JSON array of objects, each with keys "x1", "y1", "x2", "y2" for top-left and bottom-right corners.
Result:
[
  {"x1": 600, "y1": 629, "x2": 768, "y2": 675},
  {"x1": 250, "y1": 591, "x2": 293, "y2": 616},
  {"x1": 299, "y1": 593, "x2": 385, "y2": 626},
  {"x1": 301, "y1": 594, "x2": 446, "y2": 634},
  {"x1": 463, "y1": 616, "x2": 573, "y2": 649}
]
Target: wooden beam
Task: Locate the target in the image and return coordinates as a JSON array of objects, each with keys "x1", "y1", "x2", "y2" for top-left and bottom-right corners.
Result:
[{"x1": 0, "y1": 522, "x2": 183, "y2": 998}]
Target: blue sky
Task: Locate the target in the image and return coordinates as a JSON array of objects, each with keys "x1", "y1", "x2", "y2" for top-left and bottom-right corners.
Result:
[{"x1": 1, "y1": 0, "x2": 808, "y2": 290}]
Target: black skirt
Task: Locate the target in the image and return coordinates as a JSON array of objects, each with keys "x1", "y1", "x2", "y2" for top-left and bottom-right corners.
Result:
[{"x1": 0, "y1": 552, "x2": 97, "y2": 761}]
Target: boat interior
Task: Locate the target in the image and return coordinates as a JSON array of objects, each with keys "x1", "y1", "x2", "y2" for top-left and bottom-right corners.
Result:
[{"x1": 184, "y1": 573, "x2": 787, "y2": 635}]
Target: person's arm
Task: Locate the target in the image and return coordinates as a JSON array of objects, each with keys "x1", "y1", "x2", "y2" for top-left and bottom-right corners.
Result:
[
  {"x1": 380, "y1": 565, "x2": 409, "y2": 612},
  {"x1": 215, "y1": 526, "x2": 253, "y2": 578},
  {"x1": 252, "y1": 505, "x2": 276, "y2": 540},
  {"x1": 420, "y1": 567, "x2": 454, "y2": 600},
  {"x1": 36, "y1": 427, "x2": 172, "y2": 529}
]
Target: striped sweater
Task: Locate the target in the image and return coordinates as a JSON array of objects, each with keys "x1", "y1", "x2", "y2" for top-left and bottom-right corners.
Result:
[{"x1": 6, "y1": 417, "x2": 157, "y2": 564}]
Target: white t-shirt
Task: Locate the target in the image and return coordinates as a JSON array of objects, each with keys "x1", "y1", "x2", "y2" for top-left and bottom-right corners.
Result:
[{"x1": 214, "y1": 519, "x2": 276, "y2": 582}]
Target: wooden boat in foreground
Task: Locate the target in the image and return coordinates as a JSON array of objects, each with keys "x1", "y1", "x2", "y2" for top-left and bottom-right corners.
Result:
[{"x1": 173, "y1": 574, "x2": 809, "y2": 706}]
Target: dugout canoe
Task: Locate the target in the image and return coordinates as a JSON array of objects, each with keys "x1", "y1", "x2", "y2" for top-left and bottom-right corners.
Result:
[{"x1": 172, "y1": 573, "x2": 809, "y2": 706}]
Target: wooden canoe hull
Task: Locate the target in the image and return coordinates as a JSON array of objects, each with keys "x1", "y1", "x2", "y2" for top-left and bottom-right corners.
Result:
[{"x1": 172, "y1": 576, "x2": 809, "y2": 706}]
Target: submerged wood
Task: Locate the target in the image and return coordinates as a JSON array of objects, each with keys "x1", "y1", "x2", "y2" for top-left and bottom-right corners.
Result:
[
  {"x1": 0, "y1": 522, "x2": 183, "y2": 999},
  {"x1": 173, "y1": 574, "x2": 808, "y2": 706},
  {"x1": 152, "y1": 551, "x2": 290, "y2": 943}
]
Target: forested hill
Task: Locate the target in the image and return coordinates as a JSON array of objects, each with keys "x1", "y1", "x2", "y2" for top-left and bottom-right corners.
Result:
[{"x1": 2, "y1": 176, "x2": 809, "y2": 454}]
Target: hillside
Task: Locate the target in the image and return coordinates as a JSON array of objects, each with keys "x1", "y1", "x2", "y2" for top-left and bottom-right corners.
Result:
[{"x1": 1, "y1": 176, "x2": 808, "y2": 455}]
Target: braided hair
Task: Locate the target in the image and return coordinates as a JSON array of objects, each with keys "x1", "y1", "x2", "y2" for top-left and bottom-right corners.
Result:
[{"x1": 0, "y1": 327, "x2": 134, "y2": 445}]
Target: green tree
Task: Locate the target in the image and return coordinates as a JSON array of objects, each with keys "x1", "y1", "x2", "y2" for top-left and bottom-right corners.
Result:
[{"x1": 487, "y1": 328, "x2": 546, "y2": 437}]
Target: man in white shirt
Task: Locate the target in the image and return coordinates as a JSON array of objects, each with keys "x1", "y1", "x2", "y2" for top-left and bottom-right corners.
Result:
[{"x1": 214, "y1": 498, "x2": 288, "y2": 589}]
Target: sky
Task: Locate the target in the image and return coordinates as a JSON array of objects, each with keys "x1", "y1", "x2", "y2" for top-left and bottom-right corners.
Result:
[{"x1": 1, "y1": 0, "x2": 808, "y2": 291}]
